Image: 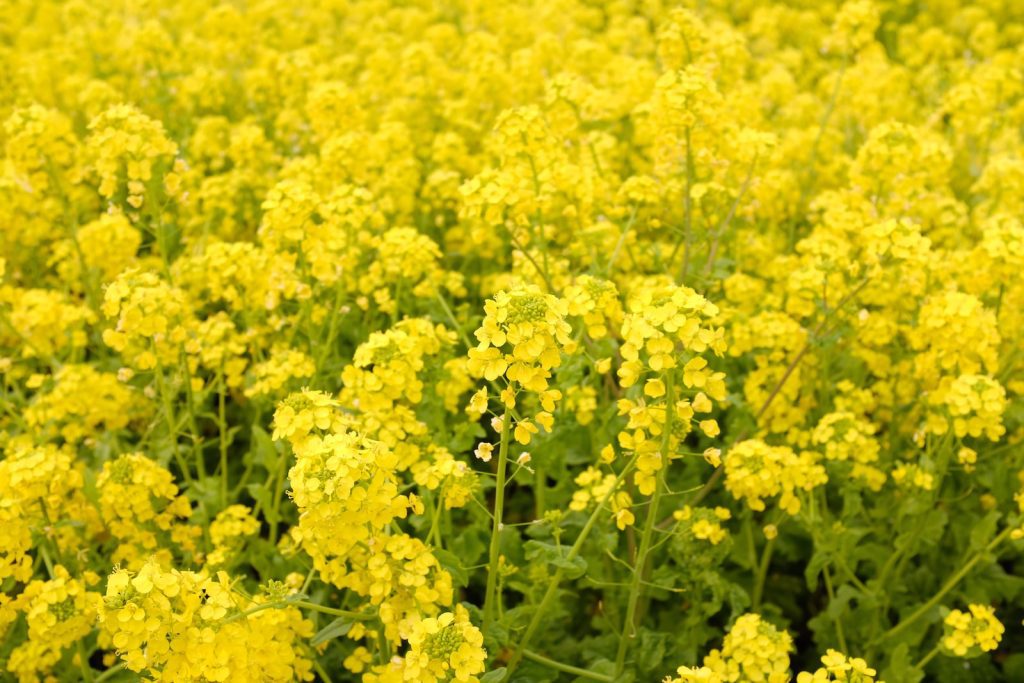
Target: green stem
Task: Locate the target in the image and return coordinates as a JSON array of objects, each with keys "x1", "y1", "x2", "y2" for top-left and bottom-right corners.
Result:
[
  {"x1": 605, "y1": 206, "x2": 638, "y2": 275},
  {"x1": 154, "y1": 356, "x2": 193, "y2": 485},
  {"x1": 376, "y1": 625, "x2": 392, "y2": 662},
  {"x1": 793, "y1": 59, "x2": 848, "y2": 248},
  {"x1": 823, "y1": 567, "x2": 848, "y2": 653},
  {"x1": 427, "y1": 487, "x2": 445, "y2": 548},
  {"x1": 614, "y1": 374, "x2": 674, "y2": 675},
  {"x1": 180, "y1": 350, "x2": 206, "y2": 482},
  {"x1": 267, "y1": 448, "x2": 289, "y2": 545},
  {"x1": 522, "y1": 650, "x2": 613, "y2": 682},
  {"x1": 483, "y1": 410, "x2": 513, "y2": 632},
  {"x1": 504, "y1": 452, "x2": 641, "y2": 679},
  {"x1": 915, "y1": 644, "x2": 941, "y2": 670},
  {"x1": 535, "y1": 465, "x2": 547, "y2": 518},
  {"x1": 93, "y1": 664, "x2": 125, "y2": 683},
  {"x1": 76, "y1": 640, "x2": 95, "y2": 682},
  {"x1": 680, "y1": 125, "x2": 695, "y2": 283},
  {"x1": 218, "y1": 370, "x2": 229, "y2": 508},
  {"x1": 434, "y1": 288, "x2": 475, "y2": 351},
  {"x1": 752, "y1": 537, "x2": 776, "y2": 612},
  {"x1": 224, "y1": 599, "x2": 376, "y2": 625},
  {"x1": 879, "y1": 526, "x2": 1013, "y2": 642},
  {"x1": 313, "y1": 660, "x2": 335, "y2": 683}
]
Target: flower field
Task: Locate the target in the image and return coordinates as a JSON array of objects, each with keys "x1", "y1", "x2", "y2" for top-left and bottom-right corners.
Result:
[{"x1": 2, "y1": 0, "x2": 1024, "y2": 681}]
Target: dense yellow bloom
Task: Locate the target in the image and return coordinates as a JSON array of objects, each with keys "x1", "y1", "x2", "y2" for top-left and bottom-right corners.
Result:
[
  {"x1": 342, "y1": 534, "x2": 455, "y2": 643},
  {"x1": 101, "y1": 269, "x2": 194, "y2": 370},
  {"x1": 0, "y1": 287, "x2": 94, "y2": 359},
  {"x1": 796, "y1": 649, "x2": 881, "y2": 683},
  {"x1": 96, "y1": 453, "x2": 198, "y2": 567},
  {"x1": 51, "y1": 211, "x2": 142, "y2": 290},
  {"x1": 245, "y1": 346, "x2": 316, "y2": 398},
  {"x1": 413, "y1": 445, "x2": 477, "y2": 510},
  {"x1": 2, "y1": 0, "x2": 1024, "y2": 679},
  {"x1": 673, "y1": 506, "x2": 732, "y2": 545},
  {"x1": 927, "y1": 374, "x2": 1007, "y2": 441},
  {"x1": 942, "y1": 604, "x2": 1005, "y2": 657},
  {"x1": 281, "y1": 423, "x2": 413, "y2": 581},
  {"x1": 469, "y1": 286, "x2": 574, "y2": 391},
  {"x1": 404, "y1": 605, "x2": 486, "y2": 683},
  {"x1": 207, "y1": 505, "x2": 260, "y2": 567},
  {"x1": 24, "y1": 364, "x2": 149, "y2": 443},
  {"x1": 724, "y1": 440, "x2": 827, "y2": 514},
  {"x1": 5, "y1": 566, "x2": 102, "y2": 683},
  {"x1": 100, "y1": 559, "x2": 314, "y2": 681},
  {"x1": 563, "y1": 275, "x2": 623, "y2": 340},
  {"x1": 0, "y1": 442, "x2": 95, "y2": 584},
  {"x1": 674, "y1": 614, "x2": 793, "y2": 683},
  {"x1": 86, "y1": 104, "x2": 180, "y2": 210},
  {"x1": 570, "y1": 466, "x2": 634, "y2": 529}
]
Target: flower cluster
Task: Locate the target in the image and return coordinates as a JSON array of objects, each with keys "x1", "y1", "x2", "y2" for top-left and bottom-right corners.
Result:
[
  {"x1": 2, "y1": 0, "x2": 1024, "y2": 680},
  {"x1": 100, "y1": 559, "x2": 314, "y2": 681},
  {"x1": 468, "y1": 286, "x2": 574, "y2": 443},
  {"x1": 673, "y1": 613, "x2": 793, "y2": 683},
  {"x1": 4, "y1": 566, "x2": 102, "y2": 682},
  {"x1": 724, "y1": 440, "x2": 828, "y2": 515},
  {"x1": 795, "y1": 650, "x2": 881, "y2": 683},
  {"x1": 941, "y1": 604, "x2": 1005, "y2": 657},
  {"x1": 96, "y1": 453, "x2": 198, "y2": 567}
]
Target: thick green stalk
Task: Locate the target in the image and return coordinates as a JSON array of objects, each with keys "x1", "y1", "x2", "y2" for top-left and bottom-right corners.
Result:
[
  {"x1": 614, "y1": 375, "x2": 674, "y2": 675},
  {"x1": 483, "y1": 410, "x2": 513, "y2": 632},
  {"x1": 218, "y1": 370, "x2": 229, "y2": 507},
  {"x1": 154, "y1": 356, "x2": 193, "y2": 485},
  {"x1": 504, "y1": 453, "x2": 640, "y2": 679},
  {"x1": 751, "y1": 537, "x2": 776, "y2": 612},
  {"x1": 880, "y1": 526, "x2": 1013, "y2": 642}
]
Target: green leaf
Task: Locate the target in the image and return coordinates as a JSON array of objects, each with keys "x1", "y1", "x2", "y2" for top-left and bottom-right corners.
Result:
[
  {"x1": 480, "y1": 667, "x2": 507, "y2": 683},
  {"x1": 248, "y1": 483, "x2": 278, "y2": 524},
  {"x1": 1003, "y1": 654, "x2": 1024, "y2": 681},
  {"x1": 804, "y1": 549, "x2": 830, "y2": 590},
  {"x1": 251, "y1": 424, "x2": 278, "y2": 471},
  {"x1": 434, "y1": 548, "x2": 470, "y2": 588},
  {"x1": 636, "y1": 628, "x2": 668, "y2": 672},
  {"x1": 882, "y1": 643, "x2": 925, "y2": 683},
  {"x1": 968, "y1": 511, "x2": 1000, "y2": 551},
  {"x1": 310, "y1": 617, "x2": 353, "y2": 646},
  {"x1": 451, "y1": 526, "x2": 489, "y2": 566},
  {"x1": 449, "y1": 421, "x2": 485, "y2": 453},
  {"x1": 524, "y1": 541, "x2": 587, "y2": 579},
  {"x1": 826, "y1": 584, "x2": 860, "y2": 620}
]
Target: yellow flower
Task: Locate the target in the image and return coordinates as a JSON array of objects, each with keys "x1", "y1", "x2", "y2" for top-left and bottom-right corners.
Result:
[
  {"x1": 942, "y1": 604, "x2": 1005, "y2": 657},
  {"x1": 405, "y1": 605, "x2": 486, "y2": 682}
]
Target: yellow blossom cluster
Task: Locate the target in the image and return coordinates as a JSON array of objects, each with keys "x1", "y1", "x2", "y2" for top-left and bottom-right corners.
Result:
[
  {"x1": 4, "y1": 566, "x2": 102, "y2": 683},
  {"x1": 672, "y1": 613, "x2": 793, "y2": 683},
  {"x1": 795, "y1": 650, "x2": 881, "y2": 683},
  {"x1": 96, "y1": 453, "x2": 199, "y2": 567},
  {"x1": 2, "y1": 0, "x2": 1024, "y2": 680},
  {"x1": 941, "y1": 604, "x2": 1005, "y2": 657},
  {"x1": 724, "y1": 440, "x2": 828, "y2": 515},
  {"x1": 99, "y1": 559, "x2": 314, "y2": 681}
]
